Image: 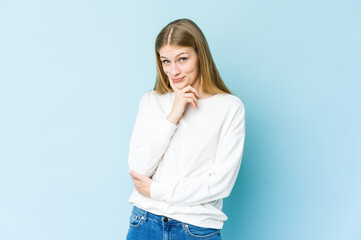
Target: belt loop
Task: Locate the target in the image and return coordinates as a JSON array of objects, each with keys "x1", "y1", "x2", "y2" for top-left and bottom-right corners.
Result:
[{"x1": 143, "y1": 208, "x2": 147, "y2": 221}]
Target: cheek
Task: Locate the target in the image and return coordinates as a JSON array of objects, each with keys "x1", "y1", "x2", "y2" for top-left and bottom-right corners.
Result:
[
  {"x1": 183, "y1": 63, "x2": 198, "y2": 75},
  {"x1": 182, "y1": 67, "x2": 189, "y2": 74}
]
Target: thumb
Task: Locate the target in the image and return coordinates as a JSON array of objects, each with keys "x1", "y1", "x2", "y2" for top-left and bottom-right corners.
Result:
[{"x1": 129, "y1": 169, "x2": 142, "y2": 179}]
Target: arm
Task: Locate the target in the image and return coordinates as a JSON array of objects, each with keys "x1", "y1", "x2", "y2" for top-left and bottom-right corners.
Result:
[
  {"x1": 150, "y1": 101, "x2": 245, "y2": 205},
  {"x1": 128, "y1": 92, "x2": 178, "y2": 177}
]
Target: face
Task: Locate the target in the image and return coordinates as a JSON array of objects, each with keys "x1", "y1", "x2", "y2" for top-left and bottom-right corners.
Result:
[{"x1": 159, "y1": 45, "x2": 200, "y2": 90}]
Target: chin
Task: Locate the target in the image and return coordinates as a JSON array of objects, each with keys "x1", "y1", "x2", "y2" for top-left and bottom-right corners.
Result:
[{"x1": 175, "y1": 81, "x2": 188, "y2": 89}]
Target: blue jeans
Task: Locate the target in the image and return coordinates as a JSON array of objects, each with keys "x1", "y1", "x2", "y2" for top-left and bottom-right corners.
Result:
[{"x1": 126, "y1": 205, "x2": 222, "y2": 240}]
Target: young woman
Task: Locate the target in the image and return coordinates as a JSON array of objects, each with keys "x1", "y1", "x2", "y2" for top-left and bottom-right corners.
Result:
[{"x1": 126, "y1": 18, "x2": 245, "y2": 240}]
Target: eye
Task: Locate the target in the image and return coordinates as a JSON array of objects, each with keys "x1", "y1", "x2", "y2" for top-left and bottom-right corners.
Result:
[
  {"x1": 179, "y1": 57, "x2": 187, "y2": 62},
  {"x1": 162, "y1": 60, "x2": 169, "y2": 64}
]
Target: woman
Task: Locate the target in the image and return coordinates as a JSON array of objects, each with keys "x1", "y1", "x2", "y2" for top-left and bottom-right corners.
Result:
[{"x1": 126, "y1": 18, "x2": 245, "y2": 240}]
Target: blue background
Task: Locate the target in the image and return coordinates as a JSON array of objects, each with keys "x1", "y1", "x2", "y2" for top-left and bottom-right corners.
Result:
[{"x1": 0, "y1": 0, "x2": 360, "y2": 239}]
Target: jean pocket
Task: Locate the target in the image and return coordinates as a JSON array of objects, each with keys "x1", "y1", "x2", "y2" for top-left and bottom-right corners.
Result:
[
  {"x1": 185, "y1": 223, "x2": 220, "y2": 239},
  {"x1": 129, "y1": 210, "x2": 142, "y2": 228}
]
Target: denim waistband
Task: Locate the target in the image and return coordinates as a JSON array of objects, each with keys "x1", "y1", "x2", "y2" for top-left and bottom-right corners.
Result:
[{"x1": 132, "y1": 205, "x2": 185, "y2": 226}]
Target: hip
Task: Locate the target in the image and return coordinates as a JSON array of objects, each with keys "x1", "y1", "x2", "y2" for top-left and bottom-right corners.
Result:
[{"x1": 126, "y1": 205, "x2": 222, "y2": 240}]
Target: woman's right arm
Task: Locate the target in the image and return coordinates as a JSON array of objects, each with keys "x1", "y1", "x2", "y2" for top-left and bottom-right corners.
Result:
[
  {"x1": 128, "y1": 92, "x2": 178, "y2": 177},
  {"x1": 129, "y1": 83, "x2": 199, "y2": 178}
]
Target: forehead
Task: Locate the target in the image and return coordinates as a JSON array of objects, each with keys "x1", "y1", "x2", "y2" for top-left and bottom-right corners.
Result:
[{"x1": 159, "y1": 45, "x2": 193, "y2": 58}]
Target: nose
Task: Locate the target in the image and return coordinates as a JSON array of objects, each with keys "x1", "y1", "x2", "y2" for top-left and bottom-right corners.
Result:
[{"x1": 170, "y1": 62, "x2": 181, "y2": 77}]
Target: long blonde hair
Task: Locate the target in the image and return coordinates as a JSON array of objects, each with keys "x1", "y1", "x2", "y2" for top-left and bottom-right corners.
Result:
[{"x1": 153, "y1": 18, "x2": 232, "y2": 95}]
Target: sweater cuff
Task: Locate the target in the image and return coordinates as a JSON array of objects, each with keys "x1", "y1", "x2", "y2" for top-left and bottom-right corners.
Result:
[
  {"x1": 153, "y1": 117, "x2": 177, "y2": 145},
  {"x1": 150, "y1": 180, "x2": 168, "y2": 201}
]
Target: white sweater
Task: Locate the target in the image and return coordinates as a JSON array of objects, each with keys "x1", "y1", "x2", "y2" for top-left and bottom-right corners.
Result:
[{"x1": 127, "y1": 90, "x2": 245, "y2": 229}]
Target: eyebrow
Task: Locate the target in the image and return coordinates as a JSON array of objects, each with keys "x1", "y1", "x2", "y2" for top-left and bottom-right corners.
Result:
[{"x1": 160, "y1": 52, "x2": 188, "y2": 59}]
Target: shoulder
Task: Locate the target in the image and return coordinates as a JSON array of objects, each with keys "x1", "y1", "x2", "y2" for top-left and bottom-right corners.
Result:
[
  {"x1": 141, "y1": 90, "x2": 170, "y2": 101},
  {"x1": 218, "y1": 93, "x2": 245, "y2": 113},
  {"x1": 138, "y1": 90, "x2": 172, "y2": 109},
  {"x1": 140, "y1": 90, "x2": 155, "y2": 101},
  {"x1": 138, "y1": 90, "x2": 159, "y2": 105}
]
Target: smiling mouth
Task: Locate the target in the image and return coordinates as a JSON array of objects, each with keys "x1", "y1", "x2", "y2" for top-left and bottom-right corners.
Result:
[{"x1": 173, "y1": 77, "x2": 184, "y2": 82}]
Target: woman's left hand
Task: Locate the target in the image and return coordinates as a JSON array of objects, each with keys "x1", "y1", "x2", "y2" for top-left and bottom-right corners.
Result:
[{"x1": 129, "y1": 169, "x2": 153, "y2": 198}]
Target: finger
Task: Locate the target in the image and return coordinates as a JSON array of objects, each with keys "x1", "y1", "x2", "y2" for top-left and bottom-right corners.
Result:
[
  {"x1": 191, "y1": 95, "x2": 198, "y2": 108},
  {"x1": 130, "y1": 175, "x2": 136, "y2": 184},
  {"x1": 182, "y1": 85, "x2": 199, "y2": 97},
  {"x1": 131, "y1": 176, "x2": 138, "y2": 183},
  {"x1": 167, "y1": 73, "x2": 180, "y2": 93},
  {"x1": 133, "y1": 179, "x2": 140, "y2": 187},
  {"x1": 185, "y1": 97, "x2": 196, "y2": 109},
  {"x1": 183, "y1": 93, "x2": 198, "y2": 107},
  {"x1": 129, "y1": 169, "x2": 142, "y2": 180},
  {"x1": 128, "y1": 170, "x2": 135, "y2": 178},
  {"x1": 132, "y1": 178, "x2": 142, "y2": 187},
  {"x1": 183, "y1": 92, "x2": 196, "y2": 99}
]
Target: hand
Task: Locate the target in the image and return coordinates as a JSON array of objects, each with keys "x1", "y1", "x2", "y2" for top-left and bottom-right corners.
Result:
[
  {"x1": 167, "y1": 74, "x2": 200, "y2": 124},
  {"x1": 129, "y1": 169, "x2": 153, "y2": 198}
]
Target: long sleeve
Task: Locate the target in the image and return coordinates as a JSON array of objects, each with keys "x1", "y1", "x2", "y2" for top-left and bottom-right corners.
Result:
[
  {"x1": 150, "y1": 101, "x2": 245, "y2": 206},
  {"x1": 128, "y1": 91, "x2": 178, "y2": 177}
]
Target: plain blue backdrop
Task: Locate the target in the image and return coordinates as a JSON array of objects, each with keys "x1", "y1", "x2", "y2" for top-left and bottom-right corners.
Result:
[{"x1": 0, "y1": 0, "x2": 360, "y2": 239}]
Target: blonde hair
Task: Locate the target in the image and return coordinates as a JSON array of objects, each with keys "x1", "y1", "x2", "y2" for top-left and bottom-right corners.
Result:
[{"x1": 153, "y1": 18, "x2": 232, "y2": 95}]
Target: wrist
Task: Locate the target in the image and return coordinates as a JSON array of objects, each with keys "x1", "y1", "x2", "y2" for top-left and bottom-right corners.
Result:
[{"x1": 167, "y1": 114, "x2": 179, "y2": 125}]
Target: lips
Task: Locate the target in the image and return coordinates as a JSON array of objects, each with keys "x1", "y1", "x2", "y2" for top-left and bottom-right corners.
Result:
[{"x1": 173, "y1": 77, "x2": 184, "y2": 82}]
